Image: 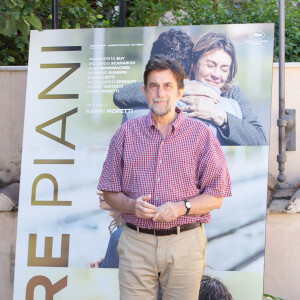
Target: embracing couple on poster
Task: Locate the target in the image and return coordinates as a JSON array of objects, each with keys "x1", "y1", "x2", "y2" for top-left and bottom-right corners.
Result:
[{"x1": 113, "y1": 28, "x2": 267, "y2": 146}]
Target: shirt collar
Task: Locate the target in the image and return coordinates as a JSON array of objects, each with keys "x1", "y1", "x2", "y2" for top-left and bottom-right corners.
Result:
[{"x1": 146, "y1": 107, "x2": 184, "y2": 133}]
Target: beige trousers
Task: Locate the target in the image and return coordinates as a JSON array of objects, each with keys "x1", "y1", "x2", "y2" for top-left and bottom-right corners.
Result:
[{"x1": 117, "y1": 224, "x2": 207, "y2": 300}]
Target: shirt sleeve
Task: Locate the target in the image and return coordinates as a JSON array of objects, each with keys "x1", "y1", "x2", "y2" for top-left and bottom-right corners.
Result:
[
  {"x1": 197, "y1": 131, "x2": 232, "y2": 198},
  {"x1": 97, "y1": 127, "x2": 125, "y2": 192}
]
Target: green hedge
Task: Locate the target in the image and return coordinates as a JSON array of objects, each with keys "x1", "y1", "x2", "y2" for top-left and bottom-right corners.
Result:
[
  {"x1": 0, "y1": 0, "x2": 299, "y2": 65},
  {"x1": 0, "y1": 0, "x2": 109, "y2": 65},
  {"x1": 165, "y1": 0, "x2": 300, "y2": 62}
]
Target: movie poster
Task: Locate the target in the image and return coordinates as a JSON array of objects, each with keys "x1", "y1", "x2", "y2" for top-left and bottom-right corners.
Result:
[{"x1": 14, "y1": 24, "x2": 274, "y2": 299}]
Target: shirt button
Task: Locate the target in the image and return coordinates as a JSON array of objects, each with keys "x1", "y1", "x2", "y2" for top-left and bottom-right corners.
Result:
[
  {"x1": 157, "y1": 178, "x2": 160, "y2": 182},
  {"x1": 156, "y1": 197, "x2": 158, "y2": 201},
  {"x1": 161, "y1": 141, "x2": 164, "y2": 145},
  {"x1": 159, "y1": 160, "x2": 162, "y2": 164}
]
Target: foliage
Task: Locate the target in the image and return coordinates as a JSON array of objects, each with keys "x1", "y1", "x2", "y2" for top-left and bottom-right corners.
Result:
[
  {"x1": 125, "y1": 0, "x2": 181, "y2": 27},
  {"x1": 0, "y1": 0, "x2": 109, "y2": 65},
  {"x1": 264, "y1": 293, "x2": 285, "y2": 300},
  {"x1": 0, "y1": 0, "x2": 299, "y2": 65},
  {"x1": 164, "y1": 0, "x2": 300, "y2": 62}
]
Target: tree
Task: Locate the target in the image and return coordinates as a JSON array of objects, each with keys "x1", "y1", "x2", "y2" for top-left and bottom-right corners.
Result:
[
  {"x1": 0, "y1": 0, "x2": 299, "y2": 65},
  {"x1": 163, "y1": 0, "x2": 300, "y2": 62},
  {"x1": 0, "y1": 0, "x2": 109, "y2": 65}
]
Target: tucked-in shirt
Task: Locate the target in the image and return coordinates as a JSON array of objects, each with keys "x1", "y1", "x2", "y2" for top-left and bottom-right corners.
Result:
[{"x1": 98, "y1": 109, "x2": 231, "y2": 230}]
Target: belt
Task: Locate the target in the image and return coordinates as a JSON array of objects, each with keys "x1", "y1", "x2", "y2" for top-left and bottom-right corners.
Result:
[{"x1": 125, "y1": 222, "x2": 201, "y2": 236}]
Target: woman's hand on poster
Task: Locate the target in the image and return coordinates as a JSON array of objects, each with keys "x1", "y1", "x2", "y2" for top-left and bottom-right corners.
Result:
[
  {"x1": 180, "y1": 96, "x2": 227, "y2": 127},
  {"x1": 97, "y1": 189, "x2": 112, "y2": 211},
  {"x1": 183, "y1": 81, "x2": 220, "y2": 104},
  {"x1": 89, "y1": 258, "x2": 104, "y2": 268}
]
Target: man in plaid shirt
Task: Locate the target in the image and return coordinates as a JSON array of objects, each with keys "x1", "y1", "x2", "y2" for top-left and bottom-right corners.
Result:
[{"x1": 98, "y1": 54, "x2": 231, "y2": 300}]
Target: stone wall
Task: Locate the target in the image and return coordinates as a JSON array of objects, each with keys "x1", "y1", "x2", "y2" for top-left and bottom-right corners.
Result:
[
  {"x1": 264, "y1": 63, "x2": 300, "y2": 300},
  {"x1": 0, "y1": 67, "x2": 26, "y2": 300},
  {"x1": 0, "y1": 67, "x2": 27, "y2": 185},
  {"x1": 0, "y1": 212, "x2": 18, "y2": 300}
]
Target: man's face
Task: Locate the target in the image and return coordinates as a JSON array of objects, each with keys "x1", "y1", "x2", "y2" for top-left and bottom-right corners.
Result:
[
  {"x1": 193, "y1": 49, "x2": 232, "y2": 90},
  {"x1": 142, "y1": 69, "x2": 183, "y2": 117}
]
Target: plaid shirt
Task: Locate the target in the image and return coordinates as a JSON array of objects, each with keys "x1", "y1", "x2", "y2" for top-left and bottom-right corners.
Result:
[{"x1": 98, "y1": 109, "x2": 231, "y2": 229}]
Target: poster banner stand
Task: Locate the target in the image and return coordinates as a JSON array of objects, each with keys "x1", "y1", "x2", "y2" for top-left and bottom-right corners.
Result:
[{"x1": 14, "y1": 24, "x2": 274, "y2": 300}]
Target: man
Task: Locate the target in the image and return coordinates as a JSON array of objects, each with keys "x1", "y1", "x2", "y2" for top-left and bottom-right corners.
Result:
[{"x1": 98, "y1": 55, "x2": 231, "y2": 300}]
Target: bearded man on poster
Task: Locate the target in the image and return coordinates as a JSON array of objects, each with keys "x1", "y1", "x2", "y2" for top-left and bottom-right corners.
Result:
[{"x1": 98, "y1": 54, "x2": 231, "y2": 300}]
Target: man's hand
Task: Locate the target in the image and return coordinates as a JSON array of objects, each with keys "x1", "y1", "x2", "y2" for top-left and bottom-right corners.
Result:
[
  {"x1": 152, "y1": 201, "x2": 185, "y2": 222},
  {"x1": 181, "y1": 96, "x2": 226, "y2": 127},
  {"x1": 135, "y1": 195, "x2": 157, "y2": 219},
  {"x1": 183, "y1": 81, "x2": 220, "y2": 104}
]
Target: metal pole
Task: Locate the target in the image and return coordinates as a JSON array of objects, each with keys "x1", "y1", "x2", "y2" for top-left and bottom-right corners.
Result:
[
  {"x1": 52, "y1": 0, "x2": 59, "y2": 29},
  {"x1": 120, "y1": 0, "x2": 126, "y2": 27},
  {"x1": 277, "y1": 0, "x2": 286, "y2": 182}
]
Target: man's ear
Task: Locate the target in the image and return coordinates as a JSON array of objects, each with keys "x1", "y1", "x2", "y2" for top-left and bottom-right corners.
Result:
[
  {"x1": 177, "y1": 88, "x2": 184, "y2": 99},
  {"x1": 142, "y1": 85, "x2": 147, "y2": 97}
]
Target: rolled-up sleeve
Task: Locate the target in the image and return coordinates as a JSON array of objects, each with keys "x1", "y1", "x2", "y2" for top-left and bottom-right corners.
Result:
[{"x1": 197, "y1": 134, "x2": 232, "y2": 198}]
